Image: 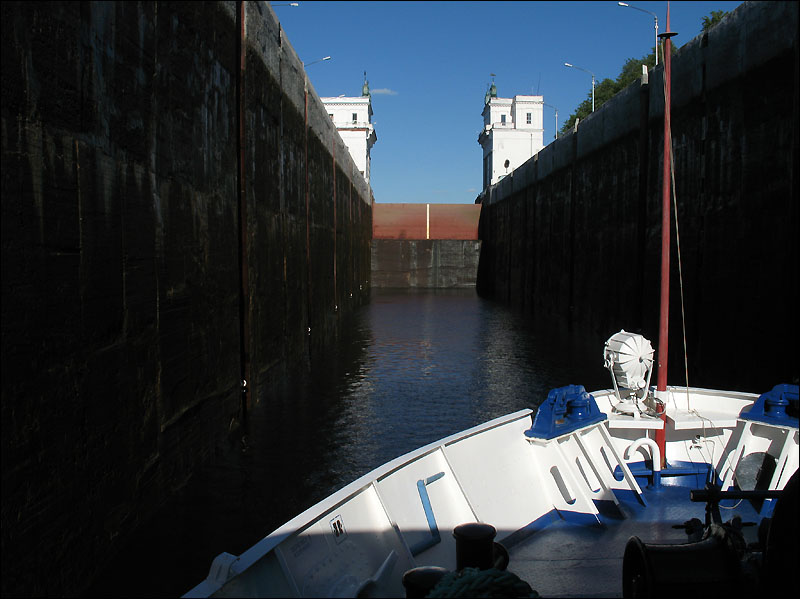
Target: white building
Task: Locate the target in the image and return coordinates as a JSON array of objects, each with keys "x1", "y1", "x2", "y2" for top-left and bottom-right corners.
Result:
[
  {"x1": 321, "y1": 75, "x2": 377, "y2": 185},
  {"x1": 478, "y1": 82, "x2": 544, "y2": 189}
]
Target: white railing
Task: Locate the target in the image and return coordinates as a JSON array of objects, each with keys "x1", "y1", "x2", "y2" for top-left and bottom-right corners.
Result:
[{"x1": 335, "y1": 121, "x2": 372, "y2": 129}]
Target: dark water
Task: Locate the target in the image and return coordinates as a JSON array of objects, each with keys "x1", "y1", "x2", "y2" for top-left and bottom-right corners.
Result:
[{"x1": 87, "y1": 289, "x2": 608, "y2": 597}]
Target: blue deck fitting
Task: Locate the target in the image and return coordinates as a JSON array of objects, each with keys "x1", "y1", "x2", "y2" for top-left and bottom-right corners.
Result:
[
  {"x1": 525, "y1": 385, "x2": 607, "y2": 440},
  {"x1": 619, "y1": 461, "x2": 713, "y2": 490},
  {"x1": 739, "y1": 384, "x2": 799, "y2": 426}
]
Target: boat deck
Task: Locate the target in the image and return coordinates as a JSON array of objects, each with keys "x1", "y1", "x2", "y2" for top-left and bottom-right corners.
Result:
[{"x1": 505, "y1": 481, "x2": 762, "y2": 598}]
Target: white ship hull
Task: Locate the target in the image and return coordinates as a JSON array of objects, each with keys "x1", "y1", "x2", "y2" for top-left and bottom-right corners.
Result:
[{"x1": 185, "y1": 384, "x2": 799, "y2": 598}]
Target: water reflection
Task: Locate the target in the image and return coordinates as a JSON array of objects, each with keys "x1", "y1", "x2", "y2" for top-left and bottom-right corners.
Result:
[
  {"x1": 87, "y1": 288, "x2": 609, "y2": 597},
  {"x1": 255, "y1": 288, "x2": 612, "y2": 507}
]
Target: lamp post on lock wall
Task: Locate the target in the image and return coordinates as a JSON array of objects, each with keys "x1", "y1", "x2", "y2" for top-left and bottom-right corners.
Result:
[
  {"x1": 304, "y1": 56, "x2": 331, "y2": 68},
  {"x1": 618, "y1": 2, "x2": 660, "y2": 65},
  {"x1": 564, "y1": 63, "x2": 595, "y2": 112},
  {"x1": 544, "y1": 103, "x2": 558, "y2": 139}
]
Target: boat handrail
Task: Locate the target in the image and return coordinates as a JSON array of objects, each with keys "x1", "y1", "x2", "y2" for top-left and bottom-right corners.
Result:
[
  {"x1": 624, "y1": 437, "x2": 662, "y2": 488},
  {"x1": 624, "y1": 438, "x2": 661, "y2": 472}
]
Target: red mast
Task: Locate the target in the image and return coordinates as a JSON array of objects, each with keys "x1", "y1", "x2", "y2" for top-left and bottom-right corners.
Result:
[{"x1": 655, "y1": 3, "x2": 677, "y2": 468}]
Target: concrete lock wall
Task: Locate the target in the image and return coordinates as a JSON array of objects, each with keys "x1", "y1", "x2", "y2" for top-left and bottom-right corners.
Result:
[
  {"x1": 371, "y1": 239, "x2": 482, "y2": 288},
  {"x1": 0, "y1": 2, "x2": 371, "y2": 596},
  {"x1": 476, "y1": 0, "x2": 799, "y2": 393},
  {"x1": 371, "y1": 203, "x2": 482, "y2": 287}
]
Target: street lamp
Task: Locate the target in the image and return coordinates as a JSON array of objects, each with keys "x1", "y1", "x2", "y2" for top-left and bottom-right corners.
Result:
[
  {"x1": 544, "y1": 102, "x2": 558, "y2": 139},
  {"x1": 272, "y1": 3, "x2": 299, "y2": 6},
  {"x1": 303, "y1": 56, "x2": 331, "y2": 67},
  {"x1": 564, "y1": 62, "x2": 595, "y2": 112},
  {"x1": 618, "y1": 2, "x2": 659, "y2": 66}
]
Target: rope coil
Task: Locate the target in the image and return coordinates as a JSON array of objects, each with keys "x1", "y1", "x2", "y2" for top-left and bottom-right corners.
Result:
[{"x1": 426, "y1": 567, "x2": 539, "y2": 598}]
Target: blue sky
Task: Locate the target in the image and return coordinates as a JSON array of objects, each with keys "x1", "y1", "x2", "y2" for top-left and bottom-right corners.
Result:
[{"x1": 274, "y1": 1, "x2": 743, "y2": 204}]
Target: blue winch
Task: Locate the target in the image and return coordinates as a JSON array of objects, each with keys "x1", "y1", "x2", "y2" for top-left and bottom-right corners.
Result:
[
  {"x1": 739, "y1": 383, "x2": 799, "y2": 426},
  {"x1": 524, "y1": 384, "x2": 607, "y2": 440}
]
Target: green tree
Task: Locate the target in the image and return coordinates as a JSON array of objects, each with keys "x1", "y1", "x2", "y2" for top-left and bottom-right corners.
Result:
[
  {"x1": 702, "y1": 10, "x2": 729, "y2": 32},
  {"x1": 561, "y1": 51, "x2": 656, "y2": 133}
]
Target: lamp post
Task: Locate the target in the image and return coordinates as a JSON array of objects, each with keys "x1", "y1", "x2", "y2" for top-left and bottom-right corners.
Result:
[
  {"x1": 544, "y1": 102, "x2": 558, "y2": 139},
  {"x1": 303, "y1": 56, "x2": 331, "y2": 67},
  {"x1": 618, "y1": 2, "x2": 659, "y2": 66},
  {"x1": 272, "y1": 2, "x2": 299, "y2": 6},
  {"x1": 564, "y1": 63, "x2": 595, "y2": 112}
]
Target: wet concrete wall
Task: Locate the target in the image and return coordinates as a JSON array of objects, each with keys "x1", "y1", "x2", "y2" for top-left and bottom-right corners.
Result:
[
  {"x1": 477, "y1": 1, "x2": 798, "y2": 392},
  {"x1": 371, "y1": 240, "x2": 482, "y2": 288},
  {"x1": 1, "y1": 2, "x2": 371, "y2": 596}
]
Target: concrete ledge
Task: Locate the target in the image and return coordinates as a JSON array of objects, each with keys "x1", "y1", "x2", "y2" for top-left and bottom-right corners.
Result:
[
  {"x1": 705, "y1": 1, "x2": 797, "y2": 92},
  {"x1": 497, "y1": 171, "x2": 514, "y2": 199},
  {"x1": 513, "y1": 157, "x2": 536, "y2": 193},
  {"x1": 250, "y1": 1, "x2": 280, "y2": 80},
  {"x1": 742, "y1": 1, "x2": 797, "y2": 73},
  {"x1": 536, "y1": 146, "x2": 554, "y2": 181},
  {"x1": 602, "y1": 82, "x2": 642, "y2": 140},
  {"x1": 671, "y1": 43, "x2": 703, "y2": 109},
  {"x1": 553, "y1": 127, "x2": 575, "y2": 173}
]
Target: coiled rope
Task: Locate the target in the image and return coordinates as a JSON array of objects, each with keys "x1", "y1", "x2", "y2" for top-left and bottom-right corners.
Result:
[{"x1": 426, "y1": 567, "x2": 539, "y2": 598}]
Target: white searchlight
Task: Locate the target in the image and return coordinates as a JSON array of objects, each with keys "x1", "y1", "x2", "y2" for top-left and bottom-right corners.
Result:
[{"x1": 604, "y1": 330, "x2": 654, "y2": 417}]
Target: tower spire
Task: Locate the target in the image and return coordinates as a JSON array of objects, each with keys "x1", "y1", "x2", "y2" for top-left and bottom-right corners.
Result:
[{"x1": 362, "y1": 71, "x2": 370, "y2": 97}]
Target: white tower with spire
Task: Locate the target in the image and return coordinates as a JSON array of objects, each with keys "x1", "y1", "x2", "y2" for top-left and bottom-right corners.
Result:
[
  {"x1": 478, "y1": 79, "x2": 544, "y2": 189},
  {"x1": 321, "y1": 72, "x2": 378, "y2": 185}
]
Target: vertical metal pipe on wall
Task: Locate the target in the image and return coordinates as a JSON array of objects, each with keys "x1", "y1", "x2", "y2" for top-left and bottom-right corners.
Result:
[
  {"x1": 304, "y1": 81, "x2": 312, "y2": 358},
  {"x1": 237, "y1": 1, "x2": 251, "y2": 422},
  {"x1": 333, "y1": 138, "x2": 337, "y2": 312}
]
